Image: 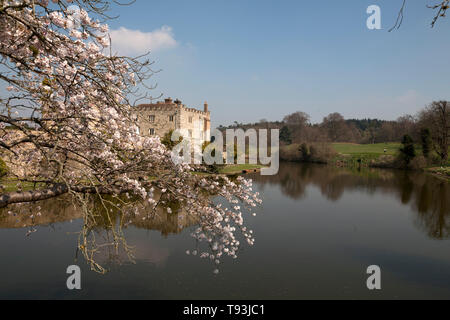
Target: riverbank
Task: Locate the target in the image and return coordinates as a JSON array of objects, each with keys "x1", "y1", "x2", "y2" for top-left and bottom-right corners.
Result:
[
  {"x1": 192, "y1": 164, "x2": 265, "y2": 177},
  {"x1": 425, "y1": 167, "x2": 450, "y2": 181},
  {"x1": 331, "y1": 142, "x2": 399, "y2": 167},
  {"x1": 217, "y1": 164, "x2": 265, "y2": 175},
  {"x1": 0, "y1": 164, "x2": 266, "y2": 194},
  {"x1": 280, "y1": 142, "x2": 401, "y2": 166},
  {"x1": 280, "y1": 143, "x2": 450, "y2": 182}
]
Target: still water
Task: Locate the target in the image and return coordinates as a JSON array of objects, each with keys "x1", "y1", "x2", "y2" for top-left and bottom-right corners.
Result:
[{"x1": 0, "y1": 162, "x2": 449, "y2": 299}]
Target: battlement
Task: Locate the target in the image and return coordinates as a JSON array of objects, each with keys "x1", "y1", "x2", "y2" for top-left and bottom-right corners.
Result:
[
  {"x1": 136, "y1": 98, "x2": 210, "y2": 116},
  {"x1": 135, "y1": 103, "x2": 178, "y2": 112},
  {"x1": 181, "y1": 105, "x2": 210, "y2": 115}
]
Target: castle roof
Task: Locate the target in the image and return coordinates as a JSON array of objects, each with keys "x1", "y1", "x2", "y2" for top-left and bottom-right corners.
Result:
[{"x1": 135, "y1": 98, "x2": 210, "y2": 115}]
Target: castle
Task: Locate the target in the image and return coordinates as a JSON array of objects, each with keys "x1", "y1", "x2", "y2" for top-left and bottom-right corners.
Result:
[{"x1": 133, "y1": 98, "x2": 211, "y2": 144}]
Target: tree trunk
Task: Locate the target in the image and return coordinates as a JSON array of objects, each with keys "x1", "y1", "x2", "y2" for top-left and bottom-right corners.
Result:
[
  {"x1": 0, "y1": 184, "x2": 133, "y2": 208},
  {"x1": 0, "y1": 184, "x2": 69, "y2": 208}
]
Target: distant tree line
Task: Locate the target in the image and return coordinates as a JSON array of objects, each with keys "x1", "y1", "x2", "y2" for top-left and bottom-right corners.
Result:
[{"x1": 219, "y1": 100, "x2": 449, "y2": 163}]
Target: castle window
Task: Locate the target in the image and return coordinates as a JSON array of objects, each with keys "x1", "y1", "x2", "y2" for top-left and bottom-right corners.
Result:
[
  {"x1": 149, "y1": 115, "x2": 155, "y2": 123},
  {"x1": 189, "y1": 116, "x2": 193, "y2": 123},
  {"x1": 188, "y1": 129, "x2": 193, "y2": 138},
  {"x1": 169, "y1": 115, "x2": 174, "y2": 122},
  {"x1": 149, "y1": 128, "x2": 155, "y2": 135}
]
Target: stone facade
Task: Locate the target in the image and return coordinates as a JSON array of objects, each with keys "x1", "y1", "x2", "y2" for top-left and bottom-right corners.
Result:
[{"x1": 133, "y1": 98, "x2": 211, "y2": 144}]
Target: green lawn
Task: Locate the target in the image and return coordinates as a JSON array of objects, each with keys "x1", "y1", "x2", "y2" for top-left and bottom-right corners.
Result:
[
  {"x1": 0, "y1": 180, "x2": 46, "y2": 193},
  {"x1": 332, "y1": 143, "x2": 402, "y2": 156},
  {"x1": 190, "y1": 164, "x2": 265, "y2": 177},
  {"x1": 219, "y1": 164, "x2": 264, "y2": 175}
]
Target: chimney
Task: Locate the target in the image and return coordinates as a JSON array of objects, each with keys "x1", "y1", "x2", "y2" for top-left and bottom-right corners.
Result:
[
  {"x1": 204, "y1": 101, "x2": 208, "y2": 113},
  {"x1": 164, "y1": 98, "x2": 173, "y2": 104}
]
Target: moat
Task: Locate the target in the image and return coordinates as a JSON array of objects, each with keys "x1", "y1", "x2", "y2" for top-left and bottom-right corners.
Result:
[{"x1": 0, "y1": 162, "x2": 449, "y2": 299}]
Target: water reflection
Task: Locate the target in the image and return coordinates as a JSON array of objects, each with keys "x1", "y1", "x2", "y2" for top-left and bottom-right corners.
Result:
[
  {"x1": 2, "y1": 164, "x2": 449, "y2": 243},
  {"x1": 0, "y1": 163, "x2": 450, "y2": 299},
  {"x1": 0, "y1": 195, "x2": 201, "y2": 270},
  {"x1": 0, "y1": 194, "x2": 197, "y2": 236},
  {"x1": 251, "y1": 162, "x2": 450, "y2": 240}
]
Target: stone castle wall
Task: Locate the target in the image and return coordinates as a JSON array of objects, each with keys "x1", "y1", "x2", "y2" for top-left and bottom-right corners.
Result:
[{"x1": 133, "y1": 99, "x2": 211, "y2": 143}]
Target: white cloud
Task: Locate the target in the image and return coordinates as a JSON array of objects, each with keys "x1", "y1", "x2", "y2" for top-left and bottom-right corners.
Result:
[
  {"x1": 108, "y1": 26, "x2": 177, "y2": 55},
  {"x1": 395, "y1": 90, "x2": 421, "y2": 105}
]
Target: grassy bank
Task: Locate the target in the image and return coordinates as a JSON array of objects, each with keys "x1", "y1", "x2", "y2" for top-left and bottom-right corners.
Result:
[
  {"x1": 332, "y1": 143, "x2": 401, "y2": 156},
  {"x1": 1, "y1": 164, "x2": 265, "y2": 194},
  {"x1": 0, "y1": 180, "x2": 47, "y2": 192},
  {"x1": 218, "y1": 164, "x2": 265, "y2": 175},
  {"x1": 425, "y1": 167, "x2": 450, "y2": 180},
  {"x1": 278, "y1": 142, "x2": 395, "y2": 166},
  {"x1": 332, "y1": 143, "x2": 450, "y2": 181},
  {"x1": 192, "y1": 164, "x2": 265, "y2": 176},
  {"x1": 280, "y1": 142, "x2": 449, "y2": 181},
  {"x1": 330, "y1": 143, "x2": 401, "y2": 167}
]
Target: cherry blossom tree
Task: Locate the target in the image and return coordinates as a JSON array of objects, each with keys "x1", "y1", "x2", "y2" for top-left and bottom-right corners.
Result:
[{"x1": 0, "y1": 0, "x2": 260, "y2": 273}]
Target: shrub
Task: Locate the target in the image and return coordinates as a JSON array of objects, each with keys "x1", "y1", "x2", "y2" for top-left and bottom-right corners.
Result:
[
  {"x1": 279, "y1": 144, "x2": 302, "y2": 162},
  {"x1": 0, "y1": 158, "x2": 8, "y2": 178},
  {"x1": 420, "y1": 128, "x2": 432, "y2": 158},
  {"x1": 399, "y1": 135, "x2": 416, "y2": 166},
  {"x1": 226, "y1": 144, "x2": 240, "y2": 161},
  {"x1": 430, "y1": 153, "x2": 444, "y2": 166},
  {"x1": 299, "y1": 143, "x2": 310, "y2": 161},
  {"x1": 280, "y1": 142, "x2": 335, "y2": 163},
  {"x1": 409, "y1": 155, "x2": 428, "y2": 170},
  {"x1": 309, "y1": 143, "x2": 336, "y2": 163},
  {"x1": 280, "y1": 126, "x2": 292, "y2": 145},
  {"x1": 161, "y1": 130, "x2": 183, "y2": 150},
  {"x1": 370, "y1": 155, "x2": 400, "y2": 168},
  {"x1": 201, "y1": 141, "x2": 223, "y2": 173}
]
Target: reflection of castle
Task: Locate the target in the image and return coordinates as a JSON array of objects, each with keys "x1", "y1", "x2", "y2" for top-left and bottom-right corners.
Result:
[
  {"x1": 251, "y1": 162, "x2": 450, "y2": 239},
  {"x1": 0, "y1": 196, "x2": 197, "y2": 237},
  {"x1": 131, "y1": 210, "x2": 198, "y2": 237},
  {"x1": 0, "y1": 196, "x2": 200, "y2": 269}
]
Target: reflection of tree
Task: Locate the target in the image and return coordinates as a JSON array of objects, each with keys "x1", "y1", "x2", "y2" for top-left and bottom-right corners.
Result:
[
  {"x1": 396, "y1": 171, "x2": 414, "y2": 204},
  {"x1": 0, "y1": 195, "x2": 82, "y2": 228},
  {"x1": 417, "y1": 183, "x2": 432, "y2": 213},
  {"x1": 252, "y1": 162, "x2": 450, "y2": 240},
  {"x1": 132, "y1": 211, "x2": 197, "y2": 237},
  {"x1": 2, "y1": 164, "x2": 449, "y2": 244},
  {"x1": 0, "y1": 195, "x2": 197, "y2": 237},
  {"x1": 252, "y1": 163, "x2": 391, "y2": 202},
  {"x1": 413, "y1": 179, "x2": 450, "y2": 239},
  {"x1": 279, "y1": 170, "x2": 307, "y2": 200},
  {"x1": 0, "y1": 194, "x2": 199, "y2": 268},
  {"x1": 253, "y1": 163, "x2": 308, "y2": 199}
]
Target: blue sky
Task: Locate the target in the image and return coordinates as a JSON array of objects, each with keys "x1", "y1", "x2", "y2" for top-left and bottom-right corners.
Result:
[{"x1": 5, "y1": 1, "x2": 450, "y2": 126}]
